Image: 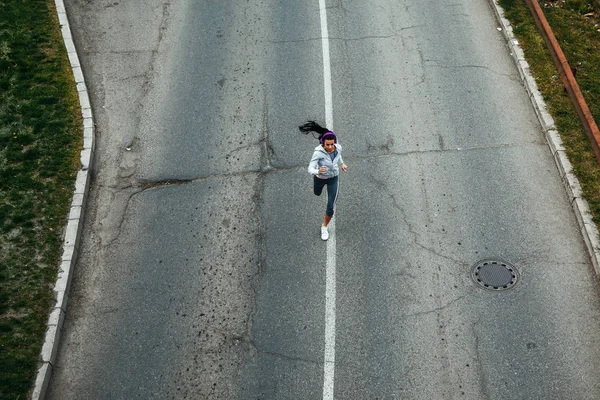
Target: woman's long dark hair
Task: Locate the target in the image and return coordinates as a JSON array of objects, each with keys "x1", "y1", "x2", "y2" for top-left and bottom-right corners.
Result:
[{"x1": 298, "y1": 121, "x2": 331, "y2": 141}]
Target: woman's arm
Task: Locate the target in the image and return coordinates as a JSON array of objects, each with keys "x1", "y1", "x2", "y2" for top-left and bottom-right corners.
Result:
[
  {"x1": 336, "y1": 145, "x2": 347, "y2": 172},
  {"x1": 308, "y1": 151, "x2": 321, "y2": 175}
]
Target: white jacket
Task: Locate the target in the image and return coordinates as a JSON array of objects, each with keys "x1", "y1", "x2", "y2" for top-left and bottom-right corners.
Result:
[{"x1": 307, "y1": 144, "x2": 344, "y2": 179}]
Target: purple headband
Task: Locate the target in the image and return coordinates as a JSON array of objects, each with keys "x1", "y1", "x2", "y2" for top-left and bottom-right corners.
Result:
[{"x1": 320, "y1": 131, "x2": 337, "y2": 145}]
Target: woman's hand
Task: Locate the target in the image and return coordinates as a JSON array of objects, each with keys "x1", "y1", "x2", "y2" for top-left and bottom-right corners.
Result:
[
  {"x1": 341, "y1": 163, "x2": 348, "y2": 172},
  {"x1": 318, "y1": 166, "x2": 328, "y2": 174}
]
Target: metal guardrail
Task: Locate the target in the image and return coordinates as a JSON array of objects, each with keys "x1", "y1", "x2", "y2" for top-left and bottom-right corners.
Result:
[{"x1": 524, "y1": 0, "x2": 600, "y2": 164}]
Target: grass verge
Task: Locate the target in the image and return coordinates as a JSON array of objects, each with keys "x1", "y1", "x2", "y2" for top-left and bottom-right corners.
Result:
[
  {"x1": 497, "y1": 0, "x2": 600, "y2": 223},
  {"x1": 0, "y1": 0, "x2": 81, "y2": 398}
]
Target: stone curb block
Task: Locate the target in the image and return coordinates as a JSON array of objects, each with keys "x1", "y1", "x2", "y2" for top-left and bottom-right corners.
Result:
[
  {"x1": 487, "y1": 0, "x2": 600, "y2": 277},
  {"x1": 80, "y1": 149, "x2": 92, "y2": 171},
  {"x1": 31, "y1": 363, "x2": 52, "y2": 400},
  {"x1": 55, "y1": 0, "x2": 65, "y2": 14},
  {"x1": 57, "y1": 11, "x2": 68, "y2": 27},
  {"x1": 545, "y1": 129, "x2": 565, "y2": 154},
  {"x1": 516, "y1": 58, "x2": 529, "y2": 82},
  {"x1": 77, "y1": 89, "x2": 91, "y2": 111},
  {"x1": 68, "y1": 205, "x2": 82, "y2": 221},
  {"x1": 72, "y1": 65, "x2": 84, "y2": 84},
  {"x1": 54, "y1": 289, "x2": 69, "y2": 313},
  {"x1": 41, "y1": 307, "x2": 66, "y2": 365},
  {"x1": 71, "y1": 192, "x2": 84, "y2": 209},
  {"x1": 84, "y1": 126, "x2": 94, "y2": 150},
  {"x1": 573, "y1": 197, "x2": 591, "y2": 237},
  {"x1": 47, "y1": 308, "x2": 64, "y2": 332},
  {"x1": 40, "y1": 325, "x2": 60, "y2": 365},
  {"x1": 63, "y1": 220, "x2": 81, "y2": 250},
  {"x1": 75, "y1": 169, "x2": 90, "y2": 198},
  {"x1": 585, "y1": 221, "x2": 600, "y2": 276},
  {"x1": 67, "y1": 51, "x2": 81, "y2": 68},
  {"x1": 82, "y1": 107, "x2": 92, "y2": 119},
  {"x1": 63, "y1": 38, "x2": 76, "y2": 57},
  {"x1": 32, "y1": 0, "x2": 95, "y2": 399},
  {"x1": 83, "y1": 117, "x2": 93, "y2": 129},
  {"x1": 53, "y1": 260, "x2": 74, "y2": 315},
  {"x1": 61, "y1": 245, "x2": 78, "y2": 264}
]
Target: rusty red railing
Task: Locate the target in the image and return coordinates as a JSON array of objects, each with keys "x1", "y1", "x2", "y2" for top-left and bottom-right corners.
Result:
[{"x1": 524, "y1": 0, "x2": 600, "y2": 164}]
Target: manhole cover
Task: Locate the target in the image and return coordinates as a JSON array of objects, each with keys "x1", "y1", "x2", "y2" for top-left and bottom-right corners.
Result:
[{"x1": 471, "y1": 260, "x2": 519, "y2": 291}]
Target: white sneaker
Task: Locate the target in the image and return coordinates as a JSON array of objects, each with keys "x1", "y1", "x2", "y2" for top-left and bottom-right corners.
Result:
[{"x1": 321, "y1": 226, "x2": 329, "y2": 241}]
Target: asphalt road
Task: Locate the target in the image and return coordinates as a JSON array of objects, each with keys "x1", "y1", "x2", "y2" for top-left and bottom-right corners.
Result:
[{"x1": 49, "y1": 0, "x2": 600, "y2": 399}]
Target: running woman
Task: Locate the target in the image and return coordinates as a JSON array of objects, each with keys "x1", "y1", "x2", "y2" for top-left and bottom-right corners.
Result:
[{"x1": 299, "y1": 121, "x2": 348, "y2": 241}]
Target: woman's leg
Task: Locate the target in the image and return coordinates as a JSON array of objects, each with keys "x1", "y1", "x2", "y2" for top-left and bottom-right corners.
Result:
[
  {"x1": 323, "y1": 176, "x2": 339, "y2": 227},
  {"x1": 314, "y1": 176, "x2": 326, "y2": 196}
]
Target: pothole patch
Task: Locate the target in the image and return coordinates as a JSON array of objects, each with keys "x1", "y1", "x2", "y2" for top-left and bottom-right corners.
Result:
[{"x1": 471, "y1": 259, "x2": 519, "y2": 291}]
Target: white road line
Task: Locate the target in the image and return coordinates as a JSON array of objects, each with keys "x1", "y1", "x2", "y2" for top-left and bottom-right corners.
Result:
[
  {"x1": 318, "y1": 1, "x2": 336, "y2": 399},
  {"x1": 319, "y1": 0, "x2": 333, "y2": 129}
]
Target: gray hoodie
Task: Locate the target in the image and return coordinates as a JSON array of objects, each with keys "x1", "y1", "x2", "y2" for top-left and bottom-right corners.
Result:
[{"x1": 308, "y1": 143, "x2": 344, "y2": 179}]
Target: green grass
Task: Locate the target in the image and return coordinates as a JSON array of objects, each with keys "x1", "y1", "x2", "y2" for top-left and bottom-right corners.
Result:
[
  {"x1": 498, "y1": 0, "x2": 600, "y2": 224},
  {"x1": 0, "y1": 0, "x2": 81, "y2": 398}
]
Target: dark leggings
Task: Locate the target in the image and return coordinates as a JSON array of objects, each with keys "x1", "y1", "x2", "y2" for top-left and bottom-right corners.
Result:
[{"x1": 314, "y1": 176, "x2": 339, "y2": 217}]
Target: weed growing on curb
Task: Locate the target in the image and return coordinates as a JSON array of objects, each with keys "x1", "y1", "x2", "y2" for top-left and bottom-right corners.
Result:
[{"x1": 0, "y1": 0, "x2": 81, "y2": 397}]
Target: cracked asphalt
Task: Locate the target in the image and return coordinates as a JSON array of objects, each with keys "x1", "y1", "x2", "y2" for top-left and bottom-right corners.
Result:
[{"x1": 48, "y1": 0, "x2": 600, "y2": 399}]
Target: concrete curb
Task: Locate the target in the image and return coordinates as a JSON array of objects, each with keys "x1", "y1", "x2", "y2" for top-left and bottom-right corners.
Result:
[
  {"x1": 486, "y1": 0, "x2": 600, "y2": 276},
  {"x1": 31, "y1": 0, "x2": 95, "y2": 398}
]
